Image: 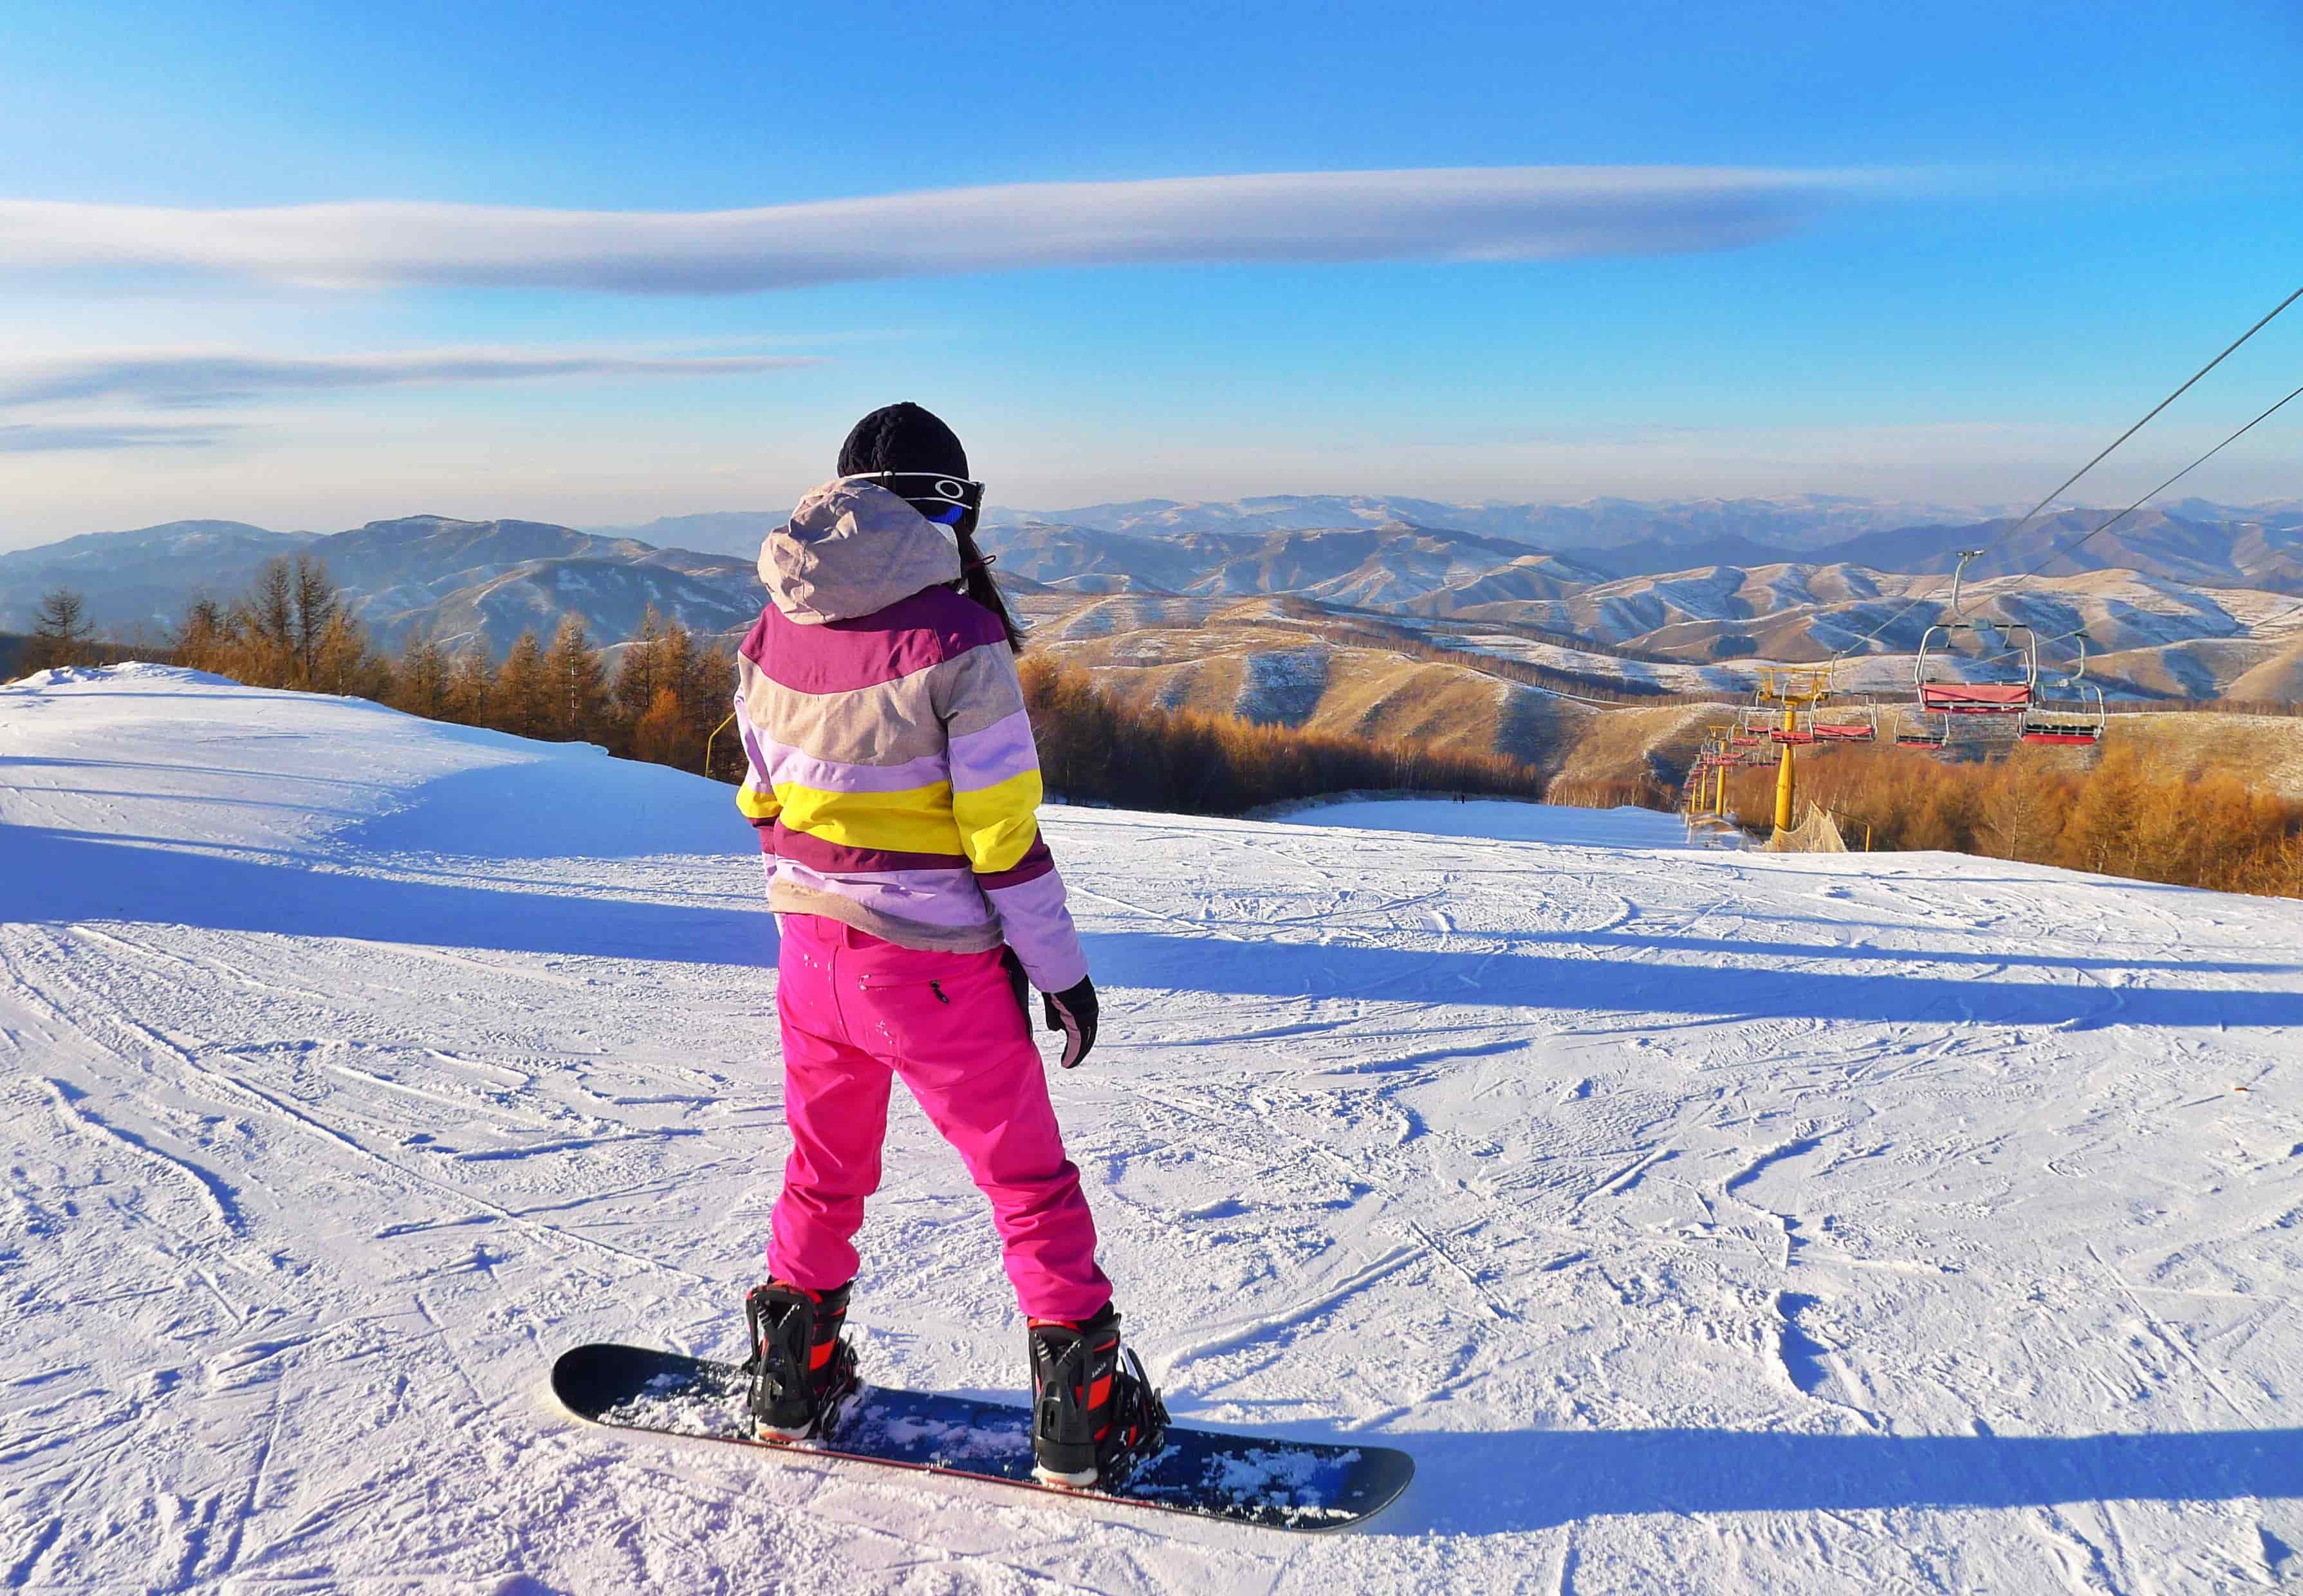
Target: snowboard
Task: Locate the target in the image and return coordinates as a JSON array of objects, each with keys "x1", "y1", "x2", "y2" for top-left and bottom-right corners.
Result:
[{"x1": 550, "y1": 1342, "x2": 1414, "y2": 1533}]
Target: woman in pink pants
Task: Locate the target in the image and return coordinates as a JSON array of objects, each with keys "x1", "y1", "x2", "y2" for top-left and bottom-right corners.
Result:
[{"x1": 729, "y1": 403, "x2": 1162, "y2": 1486}]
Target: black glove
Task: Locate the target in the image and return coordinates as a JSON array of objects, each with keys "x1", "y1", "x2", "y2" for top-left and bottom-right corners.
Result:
[{"x1": 1042, "y1": 976, "x2": 1099, "y2": 1070}]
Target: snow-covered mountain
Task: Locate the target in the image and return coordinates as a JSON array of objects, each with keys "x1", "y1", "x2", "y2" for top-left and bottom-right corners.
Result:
[
  {"x1": 0, "y1": 519, "x2": 315, "y2": 633},
  {"x1": 1813, "y1": 506, "x2": 2303, "y2": 592},
  {"x1": 308, "y1": 515, "x2": 764, "y2": 653},
  {"x1": 6, "y1": 665, "x2": 2300, "y2": 1591},
  {"x1": 12, "y1": 496, "x2": 2303, "y2": 694},
  {"x1": 0, "y1": 514, "x2": 768, "y2": 655},
  {"x1": 981, "y1": 519, "x2": 1611, "y2": 608},
  {"x1": 984, "y1": 492, "x2": 2016, "y2": 552}
]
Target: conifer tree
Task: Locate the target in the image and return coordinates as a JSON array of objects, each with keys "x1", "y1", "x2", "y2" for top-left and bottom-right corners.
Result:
[
  {"x1": 291, "y1": 555, "x2": 342, "y2": 685},
  {"x1": 234, "y1": 559, "x2": 299, "y2": 687},
  {"x1": 612, "y1": 605, "x2": 669, "y2": 728},
  {"x1": 686, "y1": 644, "x2": 737, "y2": 773},
  {"x1": 632, "y1": 687, "x2": 686, "y2": 766},
  {"x1": 28, "y1": 588, "x2": 95, "y2": 672},
  {"x1": 542, "y1": 613, "x2": 609, "y2": 742},
  {"x1": 310, "y1": 612, "x2": 386, "y2": 698},
  {"x1": 494, "y1": 631, "x2": 554, "y2": 739},
  {"x1": 175, "y1": 599, "x2": 230, "y2": 676},
  {"x1": 444, "y1": 645, "x2": 494, "y2": 726},
  {"x1": 391, "y1": 631, "x2": 452, "y2": 720}
]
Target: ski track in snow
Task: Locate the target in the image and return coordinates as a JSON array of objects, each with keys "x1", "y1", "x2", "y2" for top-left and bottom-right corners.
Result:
[{"x1": 4, "y1": 667, "x2": 2303, "y2": 1593}]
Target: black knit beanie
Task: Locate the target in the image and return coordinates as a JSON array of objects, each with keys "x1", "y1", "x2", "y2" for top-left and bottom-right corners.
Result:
[{"x1": 837, "y1": 402, "x2": 968, "y2": 481}]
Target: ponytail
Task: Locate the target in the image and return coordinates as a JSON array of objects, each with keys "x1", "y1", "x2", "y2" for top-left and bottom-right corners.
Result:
[{"x1": 953, "y1": 521, "x2": 1024, "y2": 654}]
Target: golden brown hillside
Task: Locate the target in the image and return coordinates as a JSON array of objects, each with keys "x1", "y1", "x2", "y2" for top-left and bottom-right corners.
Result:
[
  {"x1": 1008, "y1": 582, "x2": 2303, "y2": 807},
  {"x1": 2105, "y1": 712, "x2": 2303, "y2": 799},
  {"x1": 1032, "y1": 609, "x2": 1596, "y2": 768}
]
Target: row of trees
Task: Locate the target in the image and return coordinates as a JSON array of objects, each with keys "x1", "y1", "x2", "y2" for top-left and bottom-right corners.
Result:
[
  {"x1": 1719, "y1": 745, "x2": 2303, "y2": 899},
  {"x1": 160, "y1": 558, "x2": 741, "y2": 775},
  {"x1": 1021, "y1": 654, "x2": 1544, "y2": 814},
  {"x1": 23, "y1": 567, "x2": 1549, "y2": 815}
]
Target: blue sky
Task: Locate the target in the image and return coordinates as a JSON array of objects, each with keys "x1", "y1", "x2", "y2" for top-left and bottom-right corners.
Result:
[{"x1": 1, "y1": 1, "x2": 2297, "y2": 543}]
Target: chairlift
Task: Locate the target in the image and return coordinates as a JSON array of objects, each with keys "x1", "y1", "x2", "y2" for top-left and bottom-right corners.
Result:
[
  {"x1": 2019, "y1": 633, "x2": 2107, "y2": 746},
  {"x1": 1813, "y1": 700, "x2": 1879, "y2": 743},
  {"x1": 1914, "y1": 551, "x2": 2037, "y2": 716},
  {"x1": 1891, "y1": 708, "x2": 1950, "y2": 750}
]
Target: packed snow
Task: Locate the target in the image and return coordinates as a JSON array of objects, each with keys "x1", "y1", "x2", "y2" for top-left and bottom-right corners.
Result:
[{"x1": 5, "y1": 665, "x2": 2301, "y2": 1593}]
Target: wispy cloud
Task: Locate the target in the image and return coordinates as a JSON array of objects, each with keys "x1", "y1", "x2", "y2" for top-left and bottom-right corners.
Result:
[
  {"x1": 0, "y1": 167, "x2": 1869, "y2": 295},
  {"x1": 0, "y1": 421, "x2": 236, "y2": 452},
  {"x1": 0, "y1": 348, "x2": 820, "y2": 407}
]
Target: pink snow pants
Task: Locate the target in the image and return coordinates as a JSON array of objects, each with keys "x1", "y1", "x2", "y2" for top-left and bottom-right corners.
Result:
[{"x1": 768, "y1": 913, "x2": 1112, "y2": 1324}]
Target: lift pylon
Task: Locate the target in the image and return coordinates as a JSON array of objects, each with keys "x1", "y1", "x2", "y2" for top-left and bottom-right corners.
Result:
[{"x1": 1751, "y1": 666, "x2": 1829, "y2": 832}]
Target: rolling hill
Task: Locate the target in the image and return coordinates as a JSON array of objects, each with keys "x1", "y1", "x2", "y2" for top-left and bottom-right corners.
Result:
[{"x1": 10, "y1": 495, "x2": 2301, "y2": 702}]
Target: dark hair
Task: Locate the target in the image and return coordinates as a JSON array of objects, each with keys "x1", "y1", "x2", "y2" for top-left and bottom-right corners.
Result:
[
  {"x1": 838, "y1": 402, "x2": 1022, "y2": 652},
  {"x1": 950, "y1": 521, "x2": 1024, "y2": 654}
]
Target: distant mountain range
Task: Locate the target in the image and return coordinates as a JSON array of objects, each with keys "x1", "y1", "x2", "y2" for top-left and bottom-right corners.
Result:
[
  {"x1": 600, "y1": 492, "x2": 2303, "y2": 586},
  {"x1": 5, "y1": 494, "x2": 2299, "y2": 700},
  {"x1": 0, "y1": 515, "x2": 763, "y2": 656}
]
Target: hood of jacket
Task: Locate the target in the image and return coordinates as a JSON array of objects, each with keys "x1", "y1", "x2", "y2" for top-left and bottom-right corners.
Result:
[{"x1": 759, "y1": 478, "x2": 961, "y2": 624}]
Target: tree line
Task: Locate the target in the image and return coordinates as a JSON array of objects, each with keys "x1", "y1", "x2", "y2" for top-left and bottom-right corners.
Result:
[
  {"x1": 21, "y1": 564, "x2": 741, "y2": 778},
  {"x1": 1718, "y1": 744, "x2": 2303, "y2": 900},
  {"x1": 1020, "y1": 654, "x2": 1544, "y2": 813},
  {"x1": 22, "y1": 570, "x2": 1542, "y2": 815}
]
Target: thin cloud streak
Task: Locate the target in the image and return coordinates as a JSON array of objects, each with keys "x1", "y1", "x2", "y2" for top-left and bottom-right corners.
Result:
[
  {"x1": 0, "y1": 422, "x2": 236, "y2": 452},
  {"x1": 0, "y1": 167, "x2": 1870, "y2": 294},
  {"x1": 0, "y1": 349, "x2": 820, "y2": 407}
]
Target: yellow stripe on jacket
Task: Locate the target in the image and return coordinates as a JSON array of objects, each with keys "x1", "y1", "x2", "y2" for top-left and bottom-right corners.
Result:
[
  {"x1": 764, "y1": 766, "x2": 1045, "y2": 868},
  {"x1": 773, "y1": 779, "x2": 967, "y2": 857},
  {"x1": 737, "y1": 774, "x2": 781, "y2": 822},
  {"x1": 952, "y1": 766, "x2": 1044, "y2": 874}
]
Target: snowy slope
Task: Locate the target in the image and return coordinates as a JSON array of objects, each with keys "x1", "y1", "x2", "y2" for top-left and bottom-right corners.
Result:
[{"x1": 5, "y1": 667, "x2": 2302, "y2": 1594}]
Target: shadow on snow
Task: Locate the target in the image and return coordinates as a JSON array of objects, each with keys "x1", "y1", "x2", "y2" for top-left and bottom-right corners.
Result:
[
  {"x1": 1090, "y1": 931, "x2": 2303, "y2": 1031},
  {"x1": 7, "y1": 830, "x2": 2298, "y2": 1028},
  {"x1": 6, "y1": 828, "x2": 777, "y2": 968},
  {"x1": 1369, "y1": 1424, "x2": 2303, "y2": 1536}
]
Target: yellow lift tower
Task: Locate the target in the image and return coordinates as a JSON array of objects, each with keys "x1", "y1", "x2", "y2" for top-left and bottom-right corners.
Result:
[
  {"x1": 1753, "y1": 665, "x2": 1830, "y2": 833},
  {"x1": 1705, "y1": 724, "x2": 1737, "y2": 819}
]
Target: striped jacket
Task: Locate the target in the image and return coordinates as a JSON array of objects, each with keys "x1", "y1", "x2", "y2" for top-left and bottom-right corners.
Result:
[{"x1": 732, "y1": 479, "x2": 1089, "y2": 992}]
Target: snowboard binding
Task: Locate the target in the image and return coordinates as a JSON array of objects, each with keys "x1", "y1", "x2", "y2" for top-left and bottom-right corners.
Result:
[
  {"x1": 743, "y1": 1279, "x2": 859, "y2": 1442},
  {"x1": 1028, "y1": 1304, "x2": 1169, "y2": 1488}
]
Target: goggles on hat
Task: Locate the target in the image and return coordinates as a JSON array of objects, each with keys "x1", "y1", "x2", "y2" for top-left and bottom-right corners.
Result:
[{"x1": 841, "y1": 471, "x2": 985, "y2": 520}]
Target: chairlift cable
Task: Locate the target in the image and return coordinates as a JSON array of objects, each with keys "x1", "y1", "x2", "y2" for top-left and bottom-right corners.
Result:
[
  {"x1": 1827, "y1": 284, "x2": 2303, "y2": 663},
  {"x1": 2001, "y1": 378, "x2": 2303, "y2": 589},
  {"x1": 1949, "y1": 382, "x2": 2303, "y2": 667}
]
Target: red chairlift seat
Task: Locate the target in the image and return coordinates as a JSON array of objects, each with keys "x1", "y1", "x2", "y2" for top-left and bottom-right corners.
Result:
[
  {"x1": 1813, "y1": 720, "x2": 1877, "y2": 742},
  {"x1": 1912, "y1": 553, "x2": 2039, "y2": 719},
  {"x1": 1917, "y1": 680, "x2": 2033, "y2": 714}
]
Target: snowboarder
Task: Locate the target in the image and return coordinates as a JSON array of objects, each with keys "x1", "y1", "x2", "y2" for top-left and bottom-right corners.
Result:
[{"x1": 728, "y1": 402, "x2": 1164, "y2": 1487}]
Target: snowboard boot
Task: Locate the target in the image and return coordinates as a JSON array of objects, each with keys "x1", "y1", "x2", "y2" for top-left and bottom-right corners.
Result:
[
  {"x1": 743, "y1": 1278, "x2": 858, "y2": 1442},
  {"x1": 1028, "y1": 1302, "x2": 1168, "y2": 1487}
]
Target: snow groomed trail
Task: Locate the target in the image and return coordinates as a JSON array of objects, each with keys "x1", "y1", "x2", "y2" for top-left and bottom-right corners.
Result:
[{"x1": 4, "y1": 667, "x2": 2300, "y2": 1593}]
